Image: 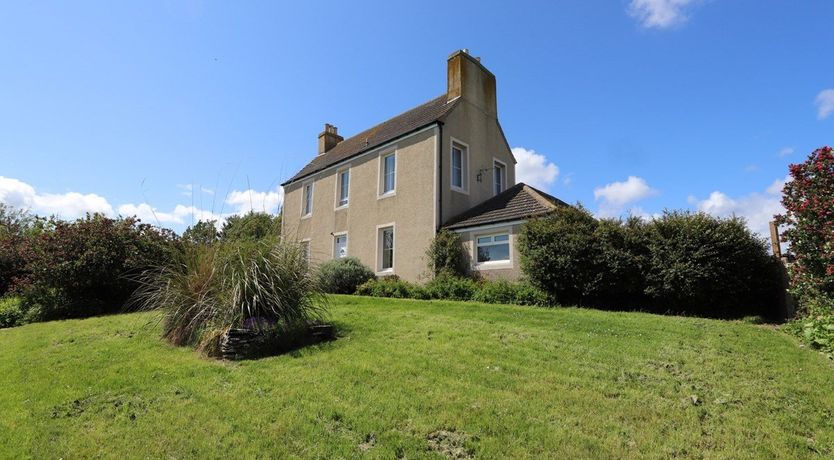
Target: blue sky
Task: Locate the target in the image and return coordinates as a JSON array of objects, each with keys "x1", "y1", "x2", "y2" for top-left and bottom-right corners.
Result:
[{"x1": 1, "y1": 0, "x2": 832, "y2": 236}]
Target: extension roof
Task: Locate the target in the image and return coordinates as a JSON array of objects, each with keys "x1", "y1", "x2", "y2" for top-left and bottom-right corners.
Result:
[{"x1": 443, "y1": 183, "x2": 569, "y2": 230}]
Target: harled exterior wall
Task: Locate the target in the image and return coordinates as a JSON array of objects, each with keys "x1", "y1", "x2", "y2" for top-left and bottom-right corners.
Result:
[{"x1": 282, "y1": 127, "x2": 438, "y2": 282}]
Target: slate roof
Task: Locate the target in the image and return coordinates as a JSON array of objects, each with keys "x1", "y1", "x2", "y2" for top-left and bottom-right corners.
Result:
[
  {"x1": 283, "y1": 94, "x2": 460, "y2": 185},
  {"x1": 443, "y1": 183, "x2": 569, "y2": 230}
]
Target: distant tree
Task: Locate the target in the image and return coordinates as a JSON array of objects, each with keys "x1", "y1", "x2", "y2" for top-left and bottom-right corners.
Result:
[
  {"x1": 0, "y1": 204, "x2": 42, "y2": 295},
  {"x1": 776, "y1": 146, "x2": 834, "y2": 299},
  {"x1": 220, "y1": 212, "x2": 281, "y2": 242},
  {"x1": 183, "y1": 220, "x2": 219, "y2": 246}
]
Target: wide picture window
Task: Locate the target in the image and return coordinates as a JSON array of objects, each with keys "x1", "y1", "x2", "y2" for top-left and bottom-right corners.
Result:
[{"x1": 476, "y1": 234, "x2": 509, "y2": 263}]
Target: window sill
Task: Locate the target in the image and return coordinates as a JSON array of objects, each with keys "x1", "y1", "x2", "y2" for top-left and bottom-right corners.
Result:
[
  {"x1": 377, "y1": 191, "x2": 396, "y2": 200},
  {"x1": 301, "y1": 214, "x2": 312, "y2": 220},
  {"x1": 451, "y1": 186, "x2": 469, "y2": 195},
  {"x1": 335, "y1": 204, "x2": 349, "y2": 211},
  {"x1": 376, "y1": 268, "x2": 394, "y2": 276},
  {"x1": 474, "y1": 261, "x2": 512, "y2": 271}
]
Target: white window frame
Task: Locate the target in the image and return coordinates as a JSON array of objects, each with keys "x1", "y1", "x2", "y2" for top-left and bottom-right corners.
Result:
[
  {"x1": 301, "y1": 180, "x2": 314, "y2": 219},
  {"x1": 378, "y1": 149, "x2": 397, "y2": 199},
  {"x1": 375, "y1": 223, "x2": 396, "y2": 274},
  {"x1": 335, "y1": 167, "x2": 350, "y2": 210},
  {"x1": 493, "y1": 158, "x2": 507, "y2": 196},
  {"x1": 474, "y1": 231, "x2": 512, "y2": 270},
  {"x1": 332, "y1": 232, "x2": 348, "y2": 259},
  {"x1": 450, "y1": 138, "x2": 469, "y2": 194}
]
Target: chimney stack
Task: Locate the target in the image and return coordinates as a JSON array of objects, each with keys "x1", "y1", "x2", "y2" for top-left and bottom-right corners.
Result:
[
  {"x1": 318, "y1": 123, "x2": 343, "y2": 155},
  {"x1": 447, "y1": 49, "x2": 497, "y2": 118}
]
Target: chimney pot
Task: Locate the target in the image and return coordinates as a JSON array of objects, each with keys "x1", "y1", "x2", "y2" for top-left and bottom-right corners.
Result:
[{"x1": 318, "y1": 123, "x2": 343, "y2": 155}]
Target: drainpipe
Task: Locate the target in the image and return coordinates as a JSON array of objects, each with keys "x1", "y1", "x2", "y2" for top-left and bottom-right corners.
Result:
[{"x1": 437, "y1": 121, "x2": 444, "y2": 232}]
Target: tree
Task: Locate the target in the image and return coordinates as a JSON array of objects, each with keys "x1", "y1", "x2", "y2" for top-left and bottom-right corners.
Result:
[
  {"x1": 425, "y1": 229, "x2": 469, "y2": 277},
  {"x1": 220, "y1": 212, "x2": 281, "y2": 242},
  {"x1": 183, "y1": 220, "x2": 219, "y2": 246},
  {"x1": 776, "y1": 146, "x2": 834, "y2": 300}
]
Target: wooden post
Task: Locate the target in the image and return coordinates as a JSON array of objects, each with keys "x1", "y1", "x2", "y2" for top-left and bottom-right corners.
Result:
[{"x1": 769, "y1": 221, "x2": 782, "y2": 258}]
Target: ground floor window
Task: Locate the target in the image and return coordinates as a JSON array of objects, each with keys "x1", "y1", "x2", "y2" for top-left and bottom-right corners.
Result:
[
  {"x1": 476, "y1": 233, "x2": 510, "y2": 263},
  {"x1": 334, "y1": 234, "x2": 348, "y2": 258},
  {"x1": 378, "y1": 226, "x2": 394, "y2": 271},
  {"x1": 301, "y1": 240, "x2": 311, "y2": 264}
]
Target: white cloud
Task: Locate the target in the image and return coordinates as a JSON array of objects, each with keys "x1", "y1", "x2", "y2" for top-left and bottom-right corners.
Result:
[
  {"x1": 177, "y1": 184, "x2": 214, "y2": 197},
  {"x1": 628, "y1": 0, "x2": 698, "y2": 29},
  {"x1": 778, "y1": 147, "x2": 795, "y2": 158},
  {"x1": 594, "y1": 176, "x2": 659, "y2": 217},
  {"x1": 0, "y1": 176, "x2": 114, "y2": 218},
  {"x1": 511, "y1": 147, "x2": 560, "y2": 191},
  {"x1": 689, "y1": 176, "x2": 789, "y2": 237},
  {"x1": 815, "y1": 89, "x2": 834, "y2": 120},
  {"x1": 0, "y1": 176, "x2": 283, "y2": 231},
  {"x1": 225, "y1": 188, "x2": 284, "y2": 214}
]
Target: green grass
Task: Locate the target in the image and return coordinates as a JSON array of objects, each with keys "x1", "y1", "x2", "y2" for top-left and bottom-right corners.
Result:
[{"x1": 2, "y1": 296, "x2": 834, "y2": 459}]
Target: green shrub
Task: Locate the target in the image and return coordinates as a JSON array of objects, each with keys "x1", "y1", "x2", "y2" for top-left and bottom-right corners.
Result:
[
  {"x1": 0, "y1": 296, "x2": 23, "y2": 328},
  {"x1": 131, "y1": 240, "x2": 327, "y2": 355},
  {"x1": 518, "y1": 207, "x2": 782, "y2": 318},
  {"x1": 645, "y1": 211, "x2": 781, "y2": 317},
  {"x1": 426, "y1": 229, "x2": 469, "y2": 277},
  {"x1": 219, "y1": 212, "x2": 281, "y2": 242},
  {"x1": 355, "y1": 277, "x2": 422, "y2": 299},
  {"x1": 317, "y1": 257, "x2": 375, "y2": 294},
  {"x1": 21, "y1": 214, "x2": 180, "y2": 321},
  {"x1": 423, "y1": 274, "x2": 479, "y2": 301},
  {"x1": 473, "y1": 280, "x2": 550, "y2": 306},
  {"x1": 517, "y1": 206, "x2": 603, "y2": 305}
]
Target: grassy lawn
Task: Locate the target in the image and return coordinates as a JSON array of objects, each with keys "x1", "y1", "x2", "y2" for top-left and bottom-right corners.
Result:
[{"x1": 1, "y1": 296, "x2": 834, "y2": 459}]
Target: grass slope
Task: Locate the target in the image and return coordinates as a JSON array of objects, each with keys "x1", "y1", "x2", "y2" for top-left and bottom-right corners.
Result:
[{"x1": 1, "y1": 296, "x2": 833, "y2": 459}]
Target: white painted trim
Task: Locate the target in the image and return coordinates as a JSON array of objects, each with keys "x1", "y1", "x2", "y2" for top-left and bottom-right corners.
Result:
[
  {"x1": 331, "y1": 231, "x2": 348, "y2": 259},
  {"x1": 449, "y1": 137, "x2": 470, "y2": 195},
  {"x1": 492, "y1": 157, "x2": 507, "y2": 197},
  {"x1": 375, "y1": 222, "x2": 396, "y2": 274},
  {"x1": 300, "y1": 180, "x2": 314, "y2": 219},
  {"x1": 334, "y1": 165, "x2": 351, "y2": 210},
  {"x1": 377, "y1": 148, "x2": 397, "y2": 199},
  {"x1": 450, "y1": 219, "x2": 526, "y2": 234},
  {"x1": 285, "y1": 123, "x2": 438, "y2": 186}
]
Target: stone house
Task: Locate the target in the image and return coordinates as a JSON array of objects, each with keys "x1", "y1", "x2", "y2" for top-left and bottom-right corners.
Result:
[{"x1": 281, "y1": 50, "x2": 566, "y2": 282}]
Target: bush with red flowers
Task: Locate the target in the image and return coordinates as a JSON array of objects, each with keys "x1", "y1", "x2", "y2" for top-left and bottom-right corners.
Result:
[{"x1": 776, "y1": 146, "x2": 834, "y2": 306}]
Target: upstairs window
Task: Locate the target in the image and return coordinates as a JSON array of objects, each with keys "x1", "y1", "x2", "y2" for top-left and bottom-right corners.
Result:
[
  {"x1": 334, "y1": 234, "x2": 348, "y2": 258},
  {"x1": 476, "y1": 233, "x2": 510, "y2": 263},
  {"x1": 337, "y1": 169, "x2": 350, "y2": 207},
  {"x1": 302, "y1": 182, "x2": 314, "y2": 217},
  {"x1": 493, "y1": 160, "x2": 506, "y2": 196},
  {"x1": 451, "y1": 141, "x2": 468, "y2": 192},
  {"x1": 378, "y1": 226, "x2": 394, "y2": 271},
  {"x1": 381, "y1": 152, "x2": 396, "y2": 195}
]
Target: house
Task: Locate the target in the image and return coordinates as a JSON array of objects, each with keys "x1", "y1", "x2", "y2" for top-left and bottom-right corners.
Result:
[{"x1": 281, "y1": 50, "x2": 566, "y2": 282}]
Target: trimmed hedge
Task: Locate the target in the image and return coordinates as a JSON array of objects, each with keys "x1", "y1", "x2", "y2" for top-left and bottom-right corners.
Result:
[{"x1": 518, "y1": 207, "x2": 783, "y2": 318}]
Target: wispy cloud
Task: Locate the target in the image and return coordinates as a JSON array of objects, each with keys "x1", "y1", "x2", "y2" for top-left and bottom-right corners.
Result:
[
  {"x1": 594, "y1": 176, "x2": 659, "y2": 217},
  {"x1": 512, "y1": 147, "x2": 560, "y2": 191},
  {"x1": 628, "y1": 0, "x2": 699, "y2": 29},
  {"x1": 815, "y1": 89, "x2": 834, "y2": 120},
  {"x1": 777, "y1": 147, "x2": 795, "y2": 158}
]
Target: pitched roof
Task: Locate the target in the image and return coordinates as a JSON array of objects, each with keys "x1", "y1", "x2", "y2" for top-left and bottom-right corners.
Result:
[
  {"x1": 443, "y1": 183, "x2": 569, "y2": 230},
  {"x1": 283, "y1": 94, "x2": 459, "y2": 185}
]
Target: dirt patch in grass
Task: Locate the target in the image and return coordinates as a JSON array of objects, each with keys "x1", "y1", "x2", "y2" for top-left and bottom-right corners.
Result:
[{"x1": 427, "y1": 429, "x2": 475, "y2": 459}]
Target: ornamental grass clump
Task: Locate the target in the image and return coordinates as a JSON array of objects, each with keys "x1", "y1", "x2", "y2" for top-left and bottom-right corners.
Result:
[{"x1": 131, "y1": 239, "x2": 327, "y2": 356}]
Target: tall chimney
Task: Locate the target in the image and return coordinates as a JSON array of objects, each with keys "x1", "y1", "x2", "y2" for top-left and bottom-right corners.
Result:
[
  {"x1": 447, "y1": 49, "x2": 497, "y2": 118},
  {"x1": 318, "y1": 123, "x2": 343, "y2": 155}
]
